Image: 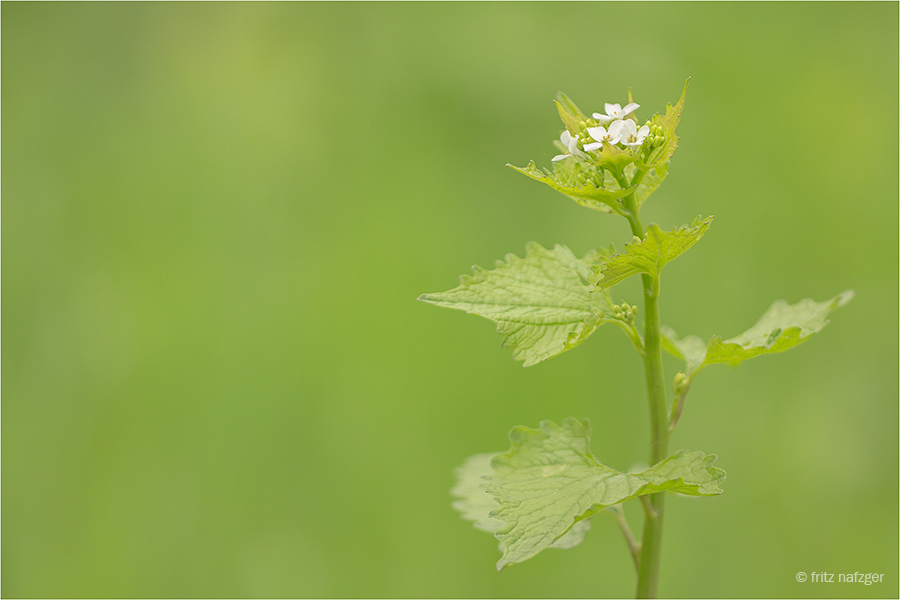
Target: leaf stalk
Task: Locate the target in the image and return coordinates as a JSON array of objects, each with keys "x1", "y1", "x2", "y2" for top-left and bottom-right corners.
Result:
[{"x1": 607, "y1": 505, "x2": 641, "y2": 572}]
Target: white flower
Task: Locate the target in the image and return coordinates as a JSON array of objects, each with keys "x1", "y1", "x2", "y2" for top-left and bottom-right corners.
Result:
[
  {"x1": 552, "y1": 130, "x2": 586, "y2": 161},
  {"x1": 611, "y1": 119, "x2": 650, "y2": 147},
  {"x1": 593, "y1": 102, "x2": 640, "y2": 124},
  {"x1": 583, "y1": 125, "x2": 622, "y2": 151}
]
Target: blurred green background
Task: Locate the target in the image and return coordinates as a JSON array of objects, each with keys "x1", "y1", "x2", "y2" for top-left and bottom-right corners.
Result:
[{"x1": 3, "y1": 3, "x2": 897, "y2": 598}]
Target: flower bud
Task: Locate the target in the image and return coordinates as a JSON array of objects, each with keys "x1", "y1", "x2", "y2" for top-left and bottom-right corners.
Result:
[{"x1": 673, "y1": 372, "x2": 689, "y2": 394}]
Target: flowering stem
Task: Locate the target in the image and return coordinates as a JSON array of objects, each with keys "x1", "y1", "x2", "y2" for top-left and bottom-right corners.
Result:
[{"x1": 622, "y1": 182, "x2": 670, "y2": 599}]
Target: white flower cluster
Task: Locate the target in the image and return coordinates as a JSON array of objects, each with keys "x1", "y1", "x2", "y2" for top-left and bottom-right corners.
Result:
[{"x1": 552, "y1": 102, "x2": 650, "y2": 162}]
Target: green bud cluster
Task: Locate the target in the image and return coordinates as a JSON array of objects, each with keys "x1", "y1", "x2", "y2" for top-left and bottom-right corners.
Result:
[
  {"x1": 612, "y1": 302, "x2": 638, "y2": 323},
  {"x1": 647, "y1": 123, "x2": 666, "y2": 148}
]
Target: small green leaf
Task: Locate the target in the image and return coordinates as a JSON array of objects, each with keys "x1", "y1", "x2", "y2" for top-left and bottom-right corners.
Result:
[
  {"x1": 660, "y1": 326, "x2": 707, "y2": 375},
  {"x1": 555, "y1": 92, "x2": 590, "y2": 136},
  {"x1": 635, "y1": 450, "x2": 724, "y2": 496},
  {"x1": 419, "y1": 244, "x2": 630, "y2": 366},
  {"x1": 663, "y1": 290, "x2": 854, "y2": 378},
  {"x1": 508, "y1": 161, "x2": 634, "y2": 214},
  {"x1": 468, "y1": 418, "x2": 723, "y2": 569},
  {"x1": 589, "y1": 141, "x2": 641, "y2": 180},
  {"x1": 591, "y1": 216, "x2": 714, "y2": 290},
  {"x1": 644, "y1": 78, "x2": 689, "y2": 168}
]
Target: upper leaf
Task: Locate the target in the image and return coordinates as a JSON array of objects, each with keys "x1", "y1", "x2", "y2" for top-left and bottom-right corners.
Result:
[
  {"x1": 663, "y1": 290, "x2": 855, "y2": 378},
  {"x1": 473, "y1": 418, "x2": 724, "y2": 569},
  {"x1": 555, "y1": 91, "x2": 591, "y2": 137},
  {"x1": 419, "y1": 244, "x2": 629, "y2": 366},
  {"x1": 643, "y1": 78, "x2": 689, "y2": 168},
  {"x1": 591, "y1": 216, "x2": 714, "y2": 290}
]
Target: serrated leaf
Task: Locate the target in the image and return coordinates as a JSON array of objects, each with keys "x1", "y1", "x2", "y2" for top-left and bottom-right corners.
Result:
[
  {"x1": 508, "y1": 161, "x2": 634, "y2": 214},
  {"x1": 591, "y1": 216, "x2": 714, "y2": 290},
  {"x1": 706, "y1": 291, "x2": 855, "y2": 365},
  {"x1": 451, "y1": 452, "x2": 591, "y2": 550},
  {"x1": 590, "y1": 140, "x2": 642, "y2": 180},
  {"x1": 644, "y1": 78, "x2": 689, "y2": 168},
  {"x1": 419, "y1": 244, "x2": 629, "y2": 366},
  {"x1": 555, "y1": 92, "x2": 590, "y2": 136},
  {"x1": 635, "y1": 450, "x2": 724, "y2": 496},
  {"x1": 481, "y1": 418, "x2": 724, "y2": 569},
  {"x1": 452, "y1": 453, "x2": 505, "y2": 534},
  {"x1": 663, "y1": 291, "x2": 854, "y2": 377}
]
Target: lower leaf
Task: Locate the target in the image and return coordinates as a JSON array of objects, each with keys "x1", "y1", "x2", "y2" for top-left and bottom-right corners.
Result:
[{"x1": 451, "y1": 418, "x2": 725, "y2": 570}]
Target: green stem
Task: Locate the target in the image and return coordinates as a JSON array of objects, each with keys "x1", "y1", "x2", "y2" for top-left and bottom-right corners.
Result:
[
  {"x1": 635, "y1": 288, "x2": 669, "y2": 599},
  {"x1": 622, "y1": 188, "x2": 670, "y2": 599}
]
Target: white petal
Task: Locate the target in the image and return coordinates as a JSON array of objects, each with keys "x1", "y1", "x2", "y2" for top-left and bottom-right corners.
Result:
[
  {"x1": 587, "y1": 126, "x2": 608, "y2": 142},
  {"x1": 583, "y1": 142, "x2": 603, "y2": 152},
  {"x1": 636, "y1": 125, "x2": 650, "y2": 141},
  {"x1": 605, "y1": 103, "x2": 621, "y2": 116},
  {"x1": 621, "y1": 102, "x2": 640, "y2": 116},
  {"x1": 567, "y1": 134, "x2": 580, "y2": 154},
  {"x1": 609, "y1": 119, "x2": 634, "y2": 137},
  {"x1": 552, "y1": 154, "x2": 569, "y2": 161},
  {"x1": 560, "y1": 130, "x2": 573, "y2": 145}
]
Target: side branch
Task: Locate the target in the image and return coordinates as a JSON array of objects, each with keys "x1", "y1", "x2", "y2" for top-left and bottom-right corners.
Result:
[{"x1": 607, "y1": 505, "x2": 641, "y2": 572}]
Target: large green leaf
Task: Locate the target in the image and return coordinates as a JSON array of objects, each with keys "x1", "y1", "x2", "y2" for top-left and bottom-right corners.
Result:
[
  {"x1": 419, "y1": 244, "x2": 630, "y2": 366},
  {"x1": 590, "y1": 216, "x2": 714, "y2": 290},
  {"x1": 663, "y1": 290, "x2": 855, "y2": 378},
  {"x1": 452, "y1": 418, "x2": 724, "y2": 570}
]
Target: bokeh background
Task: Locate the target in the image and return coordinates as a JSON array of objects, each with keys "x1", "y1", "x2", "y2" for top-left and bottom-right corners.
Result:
[{"x1": 3, "y1": 3, "x2": 898, "y2": 598}]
